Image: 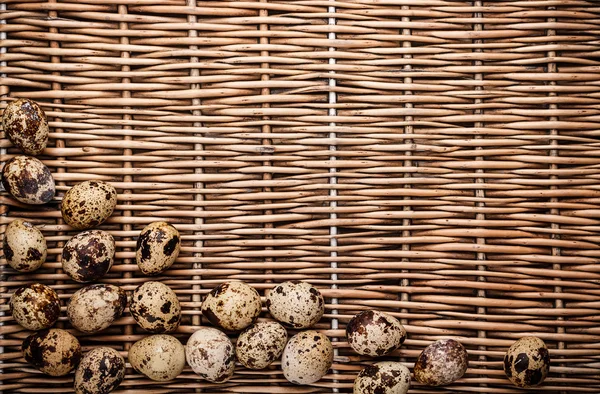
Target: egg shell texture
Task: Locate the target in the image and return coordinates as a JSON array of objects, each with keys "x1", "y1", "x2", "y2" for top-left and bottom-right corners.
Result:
[
  {"x1": 346, "y1": 310, "x2": 406, "y2": 357},
  {"x1": 353, "y1": 362, "x2": 411, "y2": 394},
  {"x1": 61, "y1": 181, "x2": 117, "y2": 230},
  {"x1": 236, "y1": 321, "x2": 288, "y2": 370},
  {"x1": 22, "y1": 328, "x2": 82, "y2": 376},
  {"x1": 504, "y1": 337, "x2": 550, "y2": 388},
  {"x1": 201, "y1": 281, "x2": 261, "y2": 331},
  {"x1": 67, "y1": 284, "x2": 127, "y2": 334},
  {"x1": 74, "y1": 347, "x2": 125, "y2": 394},
  {"x1": 2, "y1": 98, "x2": 49, "y2": 155},
  {"x1": 282, "y1": 331, "x2": 333, "y2": 385},
  {"x1": 2, "y1": 155, "x2": 55, "y2": 205},
  {"x1": 266, "y1": 280, "x2": 324, "y2": 329},
  {"x1": 136, "y1": 221, "x2": 181, "y2": 275},
  {"x1": 10, "y1": 283, "x2": 60, "y2": 330},
  {"x1": 4, "y1": 219, "x2": 46, "y2": 272},
  {"x1": 129, "y1": 335, "x2": 186, "y2": 381},
  {"x1": 130, "y1": 281, "x2": 181, "y2": 333},
  {"x1": 186, "y1": 327, "x2": 235, "y2": 383},
  {"x1": 62, "y1": 230, "x2": 115, "y2": 283},
  {"x1": 414, "y1": 339, "x2": 468, "y2": 386}
]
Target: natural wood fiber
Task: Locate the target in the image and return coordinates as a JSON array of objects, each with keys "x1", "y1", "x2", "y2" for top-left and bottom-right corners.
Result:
[{"x1": 2, "y1": 0, "x2": 600, "y2": 392}]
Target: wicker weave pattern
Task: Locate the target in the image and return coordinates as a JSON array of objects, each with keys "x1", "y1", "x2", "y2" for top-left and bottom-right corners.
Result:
[{"x1": 2, "y1": 1, "x2": 600, "y2": 392}]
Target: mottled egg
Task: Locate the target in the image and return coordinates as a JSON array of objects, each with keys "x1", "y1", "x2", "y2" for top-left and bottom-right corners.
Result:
[
  {"x1": 22, "y1": 328, "x2": 82, "y2": 376},
  {"x1": 10, "y1": 283, "x2": 60, "y2": 330},
  {"x1": 129, "y1": 335, "x2": 186, "y2": 381},
  {"x1": 62, "y1": 230, "x2": 115, "y2": 283},
  {"x1": 61, "y1": 181, "x2": 117, "y2": 230},
  {"x1": 282, "y1": 331, "x2": 333, "y2": 385},
  {"x1": 74, "y1": 347, "x2": 125, "y2": 394},
  {"x1": 236, "y1": 321, "x2": 288, "y2": 370},
  {"x1": 353, "y1": 362, "x2": 411, "y2": 394},
  {"x1": 2, "y1": 155, "x2": 55, "y2": 205},
  {"x1": 202, "y1": 281, "x2": 261, "y2": 331},
  {"x1": 186, "y1": 327, "x2": 235, "y2": 383},
  {"x1": 2, "y1": 98, "x2": 49, "y2": 155},
  {"x1": 136, "y1": 221, "x2": 180, "y2": 275},
  {"x1": 3, "y1": 219, "x2": 46, "y2": 272},
  {"x1": 67, "y1": 284, "x2": 127, "y2": 334},
  {"x1": 414, "y1": 339, "x2": 468, "y2": 386},
  {"x1": 130, "y1": 281, "x2": 181, "y2": 333},
  {"x1": 504, "y1": 336, "x2": 550, "y2": 388},
  {"x1": 266, "y1": 280, "x2": 324, "y2": 329},
  {"x1": 346, "y1": 310, "x2": 406, "y2": 357}
]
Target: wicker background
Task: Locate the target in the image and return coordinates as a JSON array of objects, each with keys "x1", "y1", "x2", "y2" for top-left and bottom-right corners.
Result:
[{"x1": 2, "y1": 0, "x2": 600, "y2": 393}]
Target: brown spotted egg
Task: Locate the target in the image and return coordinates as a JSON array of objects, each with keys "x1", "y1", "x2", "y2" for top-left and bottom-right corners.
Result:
[
  {"x1": 10, "y1": 283, "x2": 60, "y2": 330},
  {"x1": 353, "y1": 362, "x2": 411, "y2": 394},
  {"x1": 4, "y1": 219, "x2": 46, "y2": 272},
  {"x1": 22, "y1": 328, "x2": 82, "y2": 376},
  {"x1": 74, "y1": 347, "x2": 125, "y2": 394},
  {"x1": 129, "y1": 335, "x2": 186, "y2": 381},
  {"x1": 62, "y1": 230, "x2": 115, "y2": 283},
  {"x1": 2, "y1": 98, "x2": 49, "y2": 155},
  {"x1": 61, "y1": 181, "x2": 117, "y2": 230},
  {"x1": 67, "y1": 284, "x2": 127, "y2": 334},
  {"x1": 2, "y1": 155, "x2": 55, "y2": 205},
  {"x1": 186, "y1": 327, "x2": 235, "y2": 383},
  {"x1": 346, "y1": 310, "x2": 406, "y2": 357},
  {"x1": 504, "y1": 336, "x2": 550, "y2": 388},
  {"x1": 202, "y1": 281, "x2": 261, "y2": 331},
  {"x1": 282, "y1": 331, "x2": 333, "y2": 385},
  {"x1": 236, "y1": 321, "x2": 288, "y2": 370},
  {"x1": 266, "y1": 280, "x2": 324, "y2": 329},
  {"x1": 414, "y1": 339, "x2": 468, "y2": 386},
  {"x1": 136, "y1": 221, "x2": 181, "y2": 275},
  {"x1": 130, "y1": 281, "x2": 181, "y2": 333}
]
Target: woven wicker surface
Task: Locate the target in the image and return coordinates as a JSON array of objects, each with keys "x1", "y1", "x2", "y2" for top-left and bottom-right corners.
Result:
[{"x1": 2, "y1": 0, "x2": 600, "y2": 392}]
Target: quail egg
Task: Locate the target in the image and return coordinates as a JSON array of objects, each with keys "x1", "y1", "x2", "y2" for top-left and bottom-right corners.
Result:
[
  {"x1": 2, "y1": 155, "x2": 55, "y2": 205},
  {"x1": 130, "y1": 281, "x2": 181, "y2": 333},
  {"x1": 186, "y1": 327, "x2": 235, "y2": 383},
  {"x1": 74, "y1": 347, "x2": 125, "y2": 394},
  {"x1": 129, "y1": 334, "x2": 186, "y2": 381},
  {"x1": 346, "y1": 310, "x2": 406, "y2": 357},
  {"x1": 266, "y1": 280, "x2": 324, "y2": 329},
  {"x1": 61, "y1": 180, "x2": 117, "y2": 230},
  {"x1": 22, "y1": 328, "x2": 82, "y2": 376},
  {"x1": 67, "y1": 284, "x2": 127, "y2": 334},
  {"x1": 3, "y1": 219, "x2": 46, "y2": 272},
  {"x1": 236, "y1": 321, "x2": 287, "y2": 370},
  {"x1": 62, "y1": 230, "x2": 115, "y2": 283},
  {"x1": 10, "y1": 283, "x2": 60, "y2": 330},
  {"x1": 414, "y1": 339, "x2": 468, "y2": 386},
  {"x1": 202, "y1": 281, "x2": 261, "y2": 331},
  {"x1": 2, "y1": 98, "x2": 49, "y2": 155},
  {"x1": 282, "y1": 330, "x2": 333, "y2": 385},
  {"x1": 504, "y1": 336, "x2": 550, "y2": 388},
  {"x1": 136, "y1": 221, "x2": 181, "y2": 275},
  {"x1": 353, "y1": 362, "x2": 411, "y2": 394}
]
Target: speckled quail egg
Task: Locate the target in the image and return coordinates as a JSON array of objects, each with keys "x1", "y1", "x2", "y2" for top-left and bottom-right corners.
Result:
[
  {"x1": 3, "y1": 219, "x2": 46, "y2": 272},
  {"x1": 22, "y1": 328, "x2": 82, "y2": 376},
  {"x1": 504, "y1": 336, "x2": 550, "y2": 388},
  {"x1": 282, "y1": 330, "x2": 333, "y2": 385},
  {"x1": 130, "y1": 281, "x2": 181, "y2": 333},
  {"x1": 353, "y1": 362, "x2": 411, "y2": 394},
  {"x1": 74, "y1": 347, "x2": 125, "y2": 394},
  {"x1": 61, "y1": 180, "x2": 117, "y2": 230},
  {"x1": 266, "y1": 280, "x2": 324, "y2": 329},
  {"x1": 62, "y1": 230, "x2": 115, "y2": 283},
  {"x1": 346, "y1": 310, "x2": 406, "y2": 357},
  {"x1": 2, "y1": 155, "x2": 55, "y2": 205},
  {"x1": 10, "y1": 283, "x2": 60, "y2": 330},
  {"x1": 186, "y1": 327, "x2": 235, "y2": 383},
  {"x1": 2, "y1": 98, "x2": 49, "y2": 155},
  {"x1": 236, "y1": 321, "x2": 288, "y2": 370},
  {"x1": 414, "y1": 339, "x2": 468, "y2": 386},
  {"x1": 136, "y1": 221, "x2": 180, "y2": 275},
  {"x1": 67, "y1": 284, "x2": 127, "y2": 334},
  {"x1": 202, "y1": 281, "x2": 261, "y2": 331},
  {"x1": 129, "y1": 335, "x2": 186, "y2": 381}
]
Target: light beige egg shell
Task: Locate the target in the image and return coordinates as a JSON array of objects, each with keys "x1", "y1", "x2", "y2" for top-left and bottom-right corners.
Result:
[
  {"x1": 282, "y1": 330, "x2": 333, "y2": 385},
  {"x1": 130, "y1": 281, "x2": 181, "y2": 333},
  {"x1": 67, "y1": 284, "x2": 127, "y2": 334},
  {"x1": 3, "y1": 219, "x2": 46, "y2": 272},
  {"x1": 186, "y1": 327, "x2": 235, "y2": 383},
  {"x1": 504, "y1": 336, "x2": 550, "y2": 388},
  {"x1": 62, "y1": 230, "x2": 115, "y2": 283},
  {"x1": 61, "y1": 181, "x2": 117, "y2": 230},
  {"x1": 353, "y1": 362, "x2": 411, "y2": 394},
  {"x1": 22, "y1": 328, "x2": 82, "y2": 376},
  {"x1": 414, "y1": 339, "x2": 468, "y2": 386},
  {"x1": 266, "y1": 281, "x2": 324, "y2": 329},
  {"x1": 201, "y1": 281, "x2": 261, "y2": 331},
  {"x1": 10, "y1": 283, "x2": 60, "y2": 330},
  {"x1": 2, "y1": 155, "x2": 55, "y2": 205},
  {"x1": 236, "y1": 321, "x2": 288, "y2": 370},
  {"x1": 136, "y1": 221, "x2": 181, "y2": 275},
  {"x1": 129, "y1": 335, "x2": 186, "y2": 381},
  {"x1": 75, "y1": 347, "x2": 125, "y2": 394},
  {"x1": 346, "y1": 310, "x2": 406, "y2": 357},
  {"x1": 2, "y1": 98, "x2": 49, "y2": 155}
]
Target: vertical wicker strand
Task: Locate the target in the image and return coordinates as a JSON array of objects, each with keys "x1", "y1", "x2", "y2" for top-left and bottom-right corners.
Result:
[{"x1": 0, "y1": 1, "x2": 7, "y2": 368}]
